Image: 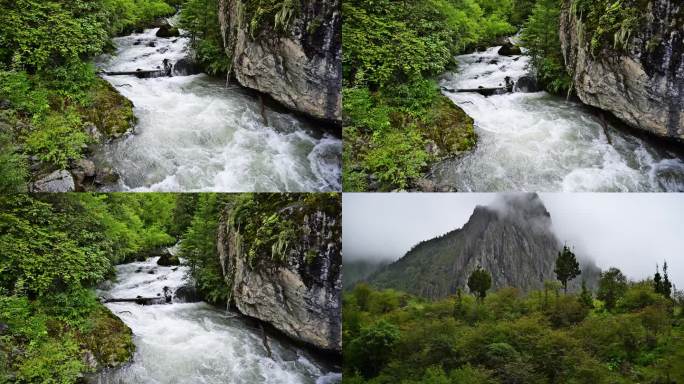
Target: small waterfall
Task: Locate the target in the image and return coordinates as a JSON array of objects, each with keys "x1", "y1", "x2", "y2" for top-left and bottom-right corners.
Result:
[
  {"x1": 93, "y1": 26, "x2": 341, "y2": 192},
  {"x1": 430, "y1": 46, "x2": 684, "y2": 192}
]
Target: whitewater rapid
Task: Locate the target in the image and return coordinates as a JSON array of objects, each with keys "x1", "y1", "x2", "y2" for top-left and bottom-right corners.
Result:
[
  {"x1": 94, "y1": 21, "x2": 341, "y2": 192},
  {"x1": 430, "y1": 46, "x2": 684, "y2": 192},
  {"x1": 92, "y1": 255, "x2": 341, "y2": 384}
]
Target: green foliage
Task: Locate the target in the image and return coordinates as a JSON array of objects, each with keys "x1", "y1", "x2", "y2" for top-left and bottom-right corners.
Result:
[
  {"x1": 598, "y1": 267, "x2": 628, "y2": 311},
  {"x1": 579, "y1": 280, "x2": 594, "y2": 308},
  {"x1": 571, "y1": 0, "x2": 644, "y2": 55},
  {"x1": 0, "y1": 129, "x2": 28, "y2": 193},
  {"x1": 179, "y1": 0, "x2": 231, "y2": 76},
  {"x1": 520, "y1": 0, "x2": 572, "y2": 95},
  {"x1": 554, "y1": 244, "x2": 581, "y2": 293},
  {"x1": 24, "y1": 109, "x2": 89, "y2": 168},
  {"x1": 468, "y1": 267, "x2": 493, "y2": 301},
  {"x1": 179, "y1": 194, "x2": 231, "y2": 305},
  {"x1": 344, "y1": 281, "x2": 684, "y2": 383},
  {"x1": 342, "y1": 0, "x2": 517, "y2": 190}
]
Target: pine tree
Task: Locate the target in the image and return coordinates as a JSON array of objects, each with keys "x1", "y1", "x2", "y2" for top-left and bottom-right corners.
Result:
[
  {"x1": 579, "y1": 280, "x2": 594, "y2": 308},
  {"x1": 554, "y1": 245, "x2": 581, "y2": 294},
  {"x1": 663, "y1": 261, "x2": 672, "y2": 298},
  {"x1": 467, "y1": 266, "x2": 492, "y2": 302},
  {"x1": 654, "y1": 264, "x2": 664, "y2": 295}
]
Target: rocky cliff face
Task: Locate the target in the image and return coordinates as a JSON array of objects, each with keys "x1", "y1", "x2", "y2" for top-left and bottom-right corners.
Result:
[
  {"x1": 369, "y1": 193, "x2": 600, "y2": 299},
  {"x1": 560, "y1": 0, "x2": 684, "y2": 141},
  {"x1": 216, "y1": 201, "x2": 341, "y2": 352},
  {"x1": 218, "y1": 0, "x2": 341, "y2": 123}
]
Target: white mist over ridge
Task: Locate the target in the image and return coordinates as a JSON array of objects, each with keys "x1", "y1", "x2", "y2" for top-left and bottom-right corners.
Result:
[
  {"x1": 430, "y1": 47, "x2": 684, "y2": 192},
  {"x1": 342, "y1": 193, "x2": 684, "y2": 287},
  {"x1": 94, "y1": 26, "x2": 341, "y2": 192}
]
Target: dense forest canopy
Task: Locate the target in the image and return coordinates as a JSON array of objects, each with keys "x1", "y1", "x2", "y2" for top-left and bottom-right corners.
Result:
[
  {"x1": 0, "y1": 192, "x2": 339, "y2": 383},
  {"x1": 343, "y1": 269, "x2": 684, "y2": 384}
]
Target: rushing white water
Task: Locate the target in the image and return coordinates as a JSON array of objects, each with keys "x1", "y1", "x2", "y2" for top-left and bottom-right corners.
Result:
[
  {"x1": 431, "y1": 46, "x2": 684, "y2": 192},
  {"x1": 92, "y1": 257, "x2": 340, "y2": 384},
  {"x1": 94, "y1": 23, "x2": 341, "y2": 192}
]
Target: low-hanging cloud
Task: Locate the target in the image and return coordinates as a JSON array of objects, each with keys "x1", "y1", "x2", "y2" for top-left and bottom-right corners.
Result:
[{"x1": 343, "y1": 193, "x2": 684, "y2": 288}]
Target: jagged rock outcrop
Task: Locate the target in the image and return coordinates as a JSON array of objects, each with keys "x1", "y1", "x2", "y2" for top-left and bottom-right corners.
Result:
[
  {"x1": 560, "y1": 0, "x2": 684, "y2": 141},
  {"x1": 218, "y1": 0, "x2": 341, "y2": 123},
  {"x1": 369, "y1": 193, "x2": 601, "y2": 299},
  {"x1": 216, "y1": 201, "x2": 341, "y2": 352}
]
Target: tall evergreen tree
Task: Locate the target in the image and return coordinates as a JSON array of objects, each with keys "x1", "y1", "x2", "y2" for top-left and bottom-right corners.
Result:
[
  {"x1": 663, "y1": 261, "x2": 672, "y2": 298},
  {"x1": 467, "y1": 266, "x2": 492, "y2": 302},
  {"x1": 554, "y1": 245, "x2": 581, "y2": 294},
  {"x1": 654, "y1": 264, "x2": 664, "y2": 295}
]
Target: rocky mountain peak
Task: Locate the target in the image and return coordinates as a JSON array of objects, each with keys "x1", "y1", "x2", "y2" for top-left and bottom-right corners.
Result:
[{"x1": 367, "y1": 194, "x2": 599, "y2": 299}]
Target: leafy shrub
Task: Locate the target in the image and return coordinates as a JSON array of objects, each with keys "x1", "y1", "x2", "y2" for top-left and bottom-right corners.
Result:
[{"x1": 24, "y1": 109, "x2": 89, "y2": 168}]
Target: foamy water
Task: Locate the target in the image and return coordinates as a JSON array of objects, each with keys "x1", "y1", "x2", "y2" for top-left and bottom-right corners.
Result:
[
  {"x1": 94, "y1": 22, "x2": 341, "y2": 192},
  {"x1": 430, "y1": 47, "x2": 684, "y2": 192},
  {"x1": 92, "y1": 256, "x2": 340, "y2": 384}
]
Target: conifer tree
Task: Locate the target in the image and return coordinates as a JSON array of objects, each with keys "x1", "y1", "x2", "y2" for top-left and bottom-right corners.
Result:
[
  {"x1": 654, "y1": 264, "x2": 664, "y2": 295},
  {"x1": 555, "y1": 245, "x2": 581, "y2": 294},
  {"x1": 468, "y1": 267, "x2": 492, "y2": 302},
  {"x1": 663, "y1": 261, "x2": 672, "y2": 298}
]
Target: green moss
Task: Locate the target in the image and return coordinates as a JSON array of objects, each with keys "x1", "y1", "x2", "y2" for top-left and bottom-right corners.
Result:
[
  {"x1": 242, "y1": 0, "x2": 301, "y2": 38},
  {"x1": 78, "y1": 306, "x2": 135, "y2": 368},
  {"x1": 572, "y1": 0, "x2": 646, "y2": 55},
  {"x1": 343, "y1": 84, "x2": 476, "y2": 191},
  {"x1": 80, "y1": 78, "x2": 136, "y2": 139}
]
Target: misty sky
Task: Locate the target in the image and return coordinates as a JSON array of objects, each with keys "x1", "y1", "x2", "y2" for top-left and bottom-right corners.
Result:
[{"x1": 343, "y1": 193, "x2": 684, "y2": 287}]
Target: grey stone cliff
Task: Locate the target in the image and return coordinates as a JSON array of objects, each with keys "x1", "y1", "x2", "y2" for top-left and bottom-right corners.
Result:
[
  {"x1": 219, "y1": 0, "x2": 341, "y2": 123},
  {"x1": 217, "y1": 205, "x2": 342, "y2": 352},
  {"x1": 369, "y1": 193, "x2": 601, "y2": 299},
  {"x1": 560, "y1": 0, "x2": 684, "y2": 141}
]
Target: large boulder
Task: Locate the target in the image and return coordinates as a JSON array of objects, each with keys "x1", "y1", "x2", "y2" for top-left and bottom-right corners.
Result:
[
  {"x1": 560, "y1": 0, "x2": 684, "y2": 140},
  {"x1": 31, "y1": 170, "x2": 75, "y2": 192},
  {"x1": 172, "y1": 58, "x2": 203, "y2": 76},
  {"x1": 218, "y1": 0, "x2": 341, "y2": 123},
  {"x1": 156, "y1": 24, "x2": 180, "y2": 38},
  {"x1": 157, "y1": 249, "x2": 180, "y2": 266},
  {"x1": 217, "y1": 202, "x2": 341, "y2": 352},
  {"x1": 498, "y1": 42, "x2": 522, "y2": 56},
  {"x1": 515, "y1": 76, "x2": 540, "y2": 93},
  {"x1": 173, "y1": 285, "x2": 202, "y2": 303}
]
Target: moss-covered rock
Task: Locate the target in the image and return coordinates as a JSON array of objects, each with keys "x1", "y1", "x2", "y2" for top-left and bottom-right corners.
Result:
[
  {"x1": 79, "y1": 78, "x2": 136, "y2": 140},
  {"x1": 77, "y1": 306, "x2": 135, "y2": 370},
  {"x1": 419, "y1": 94, "x2": 477, "y2": 160}
]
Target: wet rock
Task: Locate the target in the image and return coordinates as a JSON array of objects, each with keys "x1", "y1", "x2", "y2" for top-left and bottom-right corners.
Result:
[
  {"x1": 84, "y1": 122, "x2": 103, "y2": 143},
  {"x1": 174, "y1": 284, "x2": 202, "y2": 303},
  {"x1": 135, "y1": 267, "x2": 143, "y2": 273},
  {"x1": 172, "y1": 58, "x2": 202, "y2": 76},
  {"x1": 560, "y1": 0, "x2": 684, "y2": 140},
  {"x1": 147, "y1": 41, "x2": 156, "y2": 48},
  {"x1": 98, "y1": 293, "x2": 114, "y2": 303},
  {"x1": 94, "y1": 167, "x2": 119, "y2": 186},
  {"x1": 157, "y1": 248, "x2": 180, "y2": 266},
  {"x1": 0, "y1": 99, "x2": 10, "y2": 109},
  {"x1": 498, "y1": 42, "x2": 522, "y2": 56},
  {"x1": 133, "y1": 39, "x2": 142, "y2": 46},
  {"x1": 218, "y1": 0, "x2": 341, "y2": 123},
  {"x1": 147, "y1": 270, "x2": 155, "y2": 275},
  {"x1": 217, "y1": 204, "x2": 342, "y2": 352},
  {"x1": 489, "y1": 59, "x2": 499, "y2": 65},
  {"x1": 415, "y1": 178, "x2": 437, "y2": 192},
  {"x1": 515, "y1": 76, "x2": 539, "y2": 93},
  {"x1": 156, "y1": 24, "x2": 180, "y2": 38},
  {"x1": 31, "y1": 170, "x2": 75, "y2": 192},
  {"x1": 0, "y1": 323, "x2": 8, "y2": 334},
  {"x1": 83, "y1": 350, "x2": 98, "y2": 370}
]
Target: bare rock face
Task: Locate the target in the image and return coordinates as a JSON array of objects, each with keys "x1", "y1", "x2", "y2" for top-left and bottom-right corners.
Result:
[
  {"x1": 560, "y1": 0, "x2": 684, "y2": 141},
  {"x1": 31, "y1": 170, "x2": 75, "y2": 192},
  {"x1": 219, "y1": 0, "x2": 341, "y2": 123},
  {"x1": 217, "y1": 205, "x2": 341, "y2": 352},
  {"x1": 369, "y1": 193, "x2": 600, "y2": 299}
]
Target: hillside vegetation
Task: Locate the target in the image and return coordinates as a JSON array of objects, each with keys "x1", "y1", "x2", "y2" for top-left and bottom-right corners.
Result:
[
  {"x1": 0, "y1": 0, "x2": 178, "y2": 192},
  {"x1": 343, "y1": 265, "x2": 684, "y2": 384},
  {"x1": 0, "y1": 192, "x2": 330, "y2": 382}
]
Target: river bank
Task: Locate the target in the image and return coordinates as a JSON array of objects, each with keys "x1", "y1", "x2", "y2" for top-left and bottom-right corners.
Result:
[{"x1": 90, "y1": 255, "x2": 341, "y2": 383}]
